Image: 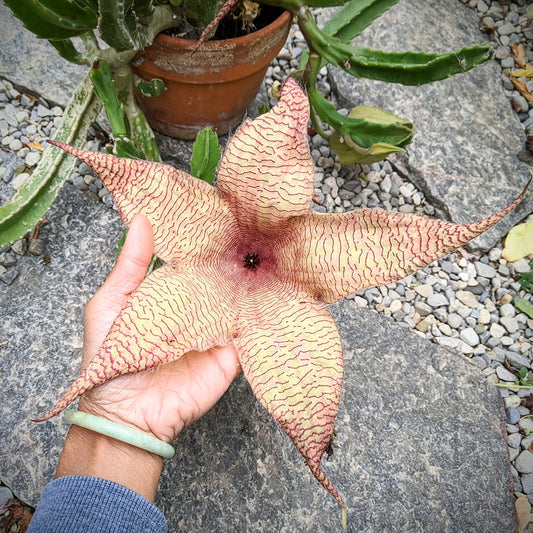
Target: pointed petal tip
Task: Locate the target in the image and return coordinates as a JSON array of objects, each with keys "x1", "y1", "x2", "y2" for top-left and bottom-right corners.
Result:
[
  {"x1": 32, "y1": 372, "x2": 94, "y2": 423},
  {"x1": 522, "y1": 176, "x2": 532, "y2": 199},
  {"x1": 278, "y1": 77, "x2": 309, "y2": 120},
  {"x1": 48, "y1": 140, "x2": 95, "y2": 165},
  {"x1": 469, "y1": 176, "x2": 532, "y2": 237},
  {"x1": 307, "y1": 454, "x2": 345, "y2": 508},
  {"x1": 31, "y1": 397, "x2": 73, "y2": 423},
  {"x1": 48, "y1": 139, "x2": 76, "y2": 154},
  {"x1": 281, "y1": 77, "x2": 304, "y2": 95},
  {"x1": 31, "y1": 408, "x2": 58, "y2": 423},
  {"x1": 511, "y1": 176, "x2": 531, "y2": 208},
  {"x1": 48, "y1": 139, "x2": 111, "y2": 167}
]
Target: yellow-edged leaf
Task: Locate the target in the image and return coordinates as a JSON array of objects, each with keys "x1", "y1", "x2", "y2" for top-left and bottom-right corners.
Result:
[
  {"x1": 512, "y1": 65, "x2": 533, "y2": 78},
  {"x1": 502, "y1": 218, "x2": 533, "y2": 262},
  {"x1": 329, "y1": 132, "x2": 404, "y2": 164}
]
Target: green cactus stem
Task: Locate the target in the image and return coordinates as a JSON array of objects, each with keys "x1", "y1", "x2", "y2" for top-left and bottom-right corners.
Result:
[{"x1": 0, "y1": 74, "x2": 101, "y2": 248}]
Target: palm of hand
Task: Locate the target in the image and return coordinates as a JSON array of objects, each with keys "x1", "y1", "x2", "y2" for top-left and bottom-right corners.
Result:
[{"x1": 80, "y1": 345, "x2": 240, "y2": 443}]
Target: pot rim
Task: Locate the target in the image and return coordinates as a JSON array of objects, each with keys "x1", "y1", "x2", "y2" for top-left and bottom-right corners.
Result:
[{"x1": 153, "y1": 9, "x2": 292, "y2": 49}]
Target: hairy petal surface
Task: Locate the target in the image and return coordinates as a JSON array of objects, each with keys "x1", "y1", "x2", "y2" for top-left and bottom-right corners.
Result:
[
  {"x1": 234, "y1": 287, "x2": 344, "y2": 505},
  {"x1": 288, "y1": 184, "x2": 531, "y2": 303},
  {"x1": 36, "y1": 266, "x2": 236, "y2": 421},
  {"x1": 216, "y1": 80, "x2": 315, "y2": 232},
  {"x1": 49, "y1": 141, "x2": 235, "y2": 266}
]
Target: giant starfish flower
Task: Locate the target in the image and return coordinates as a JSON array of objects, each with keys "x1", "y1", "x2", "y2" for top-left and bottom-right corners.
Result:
[{"x1": 40, "y1": 79, "x2": 528, "y2": 510}]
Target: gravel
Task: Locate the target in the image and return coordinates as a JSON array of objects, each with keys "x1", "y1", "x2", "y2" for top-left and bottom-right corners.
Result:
[{"x1": 1, "y1": 0, "x2": 532, "y2": 524}]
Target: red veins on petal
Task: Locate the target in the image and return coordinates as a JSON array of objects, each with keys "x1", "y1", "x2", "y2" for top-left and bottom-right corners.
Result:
[
  {"x1": 234, "y1": 288, "x2": 345, "y2": 505},
  {"x1": 34, "y1": 266, "x2": 237, "y2": 422},
  {"x1": 45, "y1": 78, "x2": 530, "y2": 509}
]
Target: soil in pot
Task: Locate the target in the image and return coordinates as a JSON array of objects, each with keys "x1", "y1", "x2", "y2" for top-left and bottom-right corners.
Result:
[{"x1": 130, "y1": 7, "x2": 292, "y2": 140}]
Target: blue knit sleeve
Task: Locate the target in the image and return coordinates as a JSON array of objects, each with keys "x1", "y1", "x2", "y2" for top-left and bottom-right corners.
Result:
[{"x1": 27, "y1": 476, "x2": 167, "y2": 533}]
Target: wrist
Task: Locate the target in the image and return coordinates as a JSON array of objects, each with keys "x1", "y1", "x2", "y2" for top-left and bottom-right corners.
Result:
[
  {"x1": 56, "y1": 413, "x2": 164, "y2": 502},
  {"x1": 77, "y1": 395, "x2": 179, "y2": 444}
]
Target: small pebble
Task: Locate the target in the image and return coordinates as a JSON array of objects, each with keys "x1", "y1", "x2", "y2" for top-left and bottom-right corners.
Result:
[
  {"x1": 522, "y1": 473, "x2": 533, "y2": 494},
  {"x1": 460, "y1": 327, "x2": 480, "y2": 347},
  {"x1": 490, "y1": 323, "x2": 506, "y2": 339},
  {"x1": 475, "y1": 262, "x2": 497, "y2": 278},
  {"x1": 516, "y1": 451, "x2": 533, "y2": 474},
  {"x1": 11, "y1": 172, "x2": 30, "y2": 191},
  {"x1": 507, "y1": 407, "x2": 521, "y2": 424},
  {"x1": 0, "y1": 486, "x2": 13, "y2": 507},
  {"x1": 497, "y1": 365, "x2": 519, "y2": 382},
  {"x1": 501, "y1": 317, "x2": 520, "y2": 334},
  {"x1": 0, "y1": 268, "x2": 18, "y2": 285},
  {"x1": 25, "y1": 151, "x2": 41, "y2": 167},
  {"x1": 511, "y1": 259, "x2": 532, "y2": 274},
  {"x1": 414, "y1": 283, "x2": 434, "y2": 298},
  {"x1": 427, "y1": 293, "x2": 449, "y2": 307},
  {"x1": 28, "y1": 239, "x2": 44, "y2": 256},
  {"x1": 11, "y1": 239, "x2": 27, "y2": 256},
  {"x1": 447, "y1": 313, "x2": 463, "y2": 329}
]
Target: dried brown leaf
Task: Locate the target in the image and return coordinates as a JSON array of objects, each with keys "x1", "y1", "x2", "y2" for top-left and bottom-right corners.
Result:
[
  {"x1": 26, "y1": 141, "x2": 46, "y2": 152},
  {"x1": 28, "y1": 219, "x2": 47, "y2": 242},
  {"x1": 0, "y1": 499, "x2": 33, "y2": 533},
  {"x1": 525, "y1": 394, "x2": 533, "y2": 412},
  {"x1": 511, "y1": 43, "x2": 527, "y2": 69},
  {"x1": 510, "y1": 75, "x2": 533, "y2": 103}
]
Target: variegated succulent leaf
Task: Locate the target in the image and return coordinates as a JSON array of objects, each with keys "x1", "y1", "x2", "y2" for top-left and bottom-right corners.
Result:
[{"x1": 39, "y1": 79, "x2": 530, "y2": 510}]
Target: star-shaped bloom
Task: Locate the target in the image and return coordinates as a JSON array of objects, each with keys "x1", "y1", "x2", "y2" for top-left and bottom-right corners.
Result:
[{"x1": 41, "y1": 79, "x2": 528, "y2": 509}]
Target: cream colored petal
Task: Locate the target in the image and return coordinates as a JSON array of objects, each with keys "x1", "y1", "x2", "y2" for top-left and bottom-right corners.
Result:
[
  {"x1": 50, "y1": 141, "x2": 236, "y2": 266},
  {"x1": 216, "y1": 79, "x2": 315, "y2": 232},
  {"x1": 286, "y1": 181, "x2": 530, "y2": 303},
  {"x1": 234, "y1": 285, "x2": 345, "y2": 506},
  {"x1": 36, "y1": 265, "x2": 236, "y2": 421}
]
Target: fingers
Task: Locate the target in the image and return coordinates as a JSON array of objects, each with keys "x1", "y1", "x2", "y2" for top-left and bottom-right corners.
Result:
[{"x1": 176, "y1": 345, "x2": 242, "y2": 430}]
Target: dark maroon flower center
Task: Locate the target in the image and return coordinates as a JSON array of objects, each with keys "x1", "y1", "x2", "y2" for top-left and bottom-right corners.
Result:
[{"x1": 242, "y1": 252, "x2": 261, "y2": 271}]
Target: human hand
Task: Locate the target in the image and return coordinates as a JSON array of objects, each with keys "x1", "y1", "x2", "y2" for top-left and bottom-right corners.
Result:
[{"x1": 78, "y1": 214, "x2": 242, "y2": 444}]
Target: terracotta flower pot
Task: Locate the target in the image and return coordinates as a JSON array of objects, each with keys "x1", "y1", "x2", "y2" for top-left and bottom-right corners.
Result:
[{"x1": 130, "y1": 10, "x2": 292, "y2": 140}]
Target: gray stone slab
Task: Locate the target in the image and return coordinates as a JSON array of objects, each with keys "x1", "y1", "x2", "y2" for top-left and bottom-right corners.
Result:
[
  {"x1": 158, "y1": 303, "x2": 515, "y2": 532},
  {"x1": 0, "y1": 185, "x2": 515, "y2": 531},
  {"x1": 0, "y1": 185, "x2": 123, "y2": 502},
  {"x1": 320, "y1": 0, "x2": 532, "y2": 252},
  {"x1": 0, "y1": 2, "x2": 86, "y2": 106}
]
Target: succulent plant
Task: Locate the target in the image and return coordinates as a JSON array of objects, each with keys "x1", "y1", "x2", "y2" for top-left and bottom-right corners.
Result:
[
  {"x1": 2, "y1": 0, "x2": 492, "y2": 248},
  {"x1": 206, "y1": 0, "x2": 492, "y2": 164}
]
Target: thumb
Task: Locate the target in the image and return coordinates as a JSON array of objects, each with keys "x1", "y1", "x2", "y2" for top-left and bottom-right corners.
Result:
[
  {"x1": 82, "y1": 215, "x2": 155, "y2": 360},
  {"x1": 99, "y1": 214, "x2": 155, "y2": 302}
]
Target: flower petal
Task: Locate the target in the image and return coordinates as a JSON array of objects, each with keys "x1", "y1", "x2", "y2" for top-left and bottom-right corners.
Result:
[
  {"x1": 49, "y1": 141, "x2": 236, "y2": 265},
  {"x1": 35, "y1": 265, "x2": 236, "y2": 421},
  {"x1": 216, "y1": 79, "x2": 315, "y2": 232},
  {"x1": 288, "y1": 181, "x2": 530, "y2": 303},
  {"x1": 234, "y1": 287, "x2": 344, "y2": 505}
]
